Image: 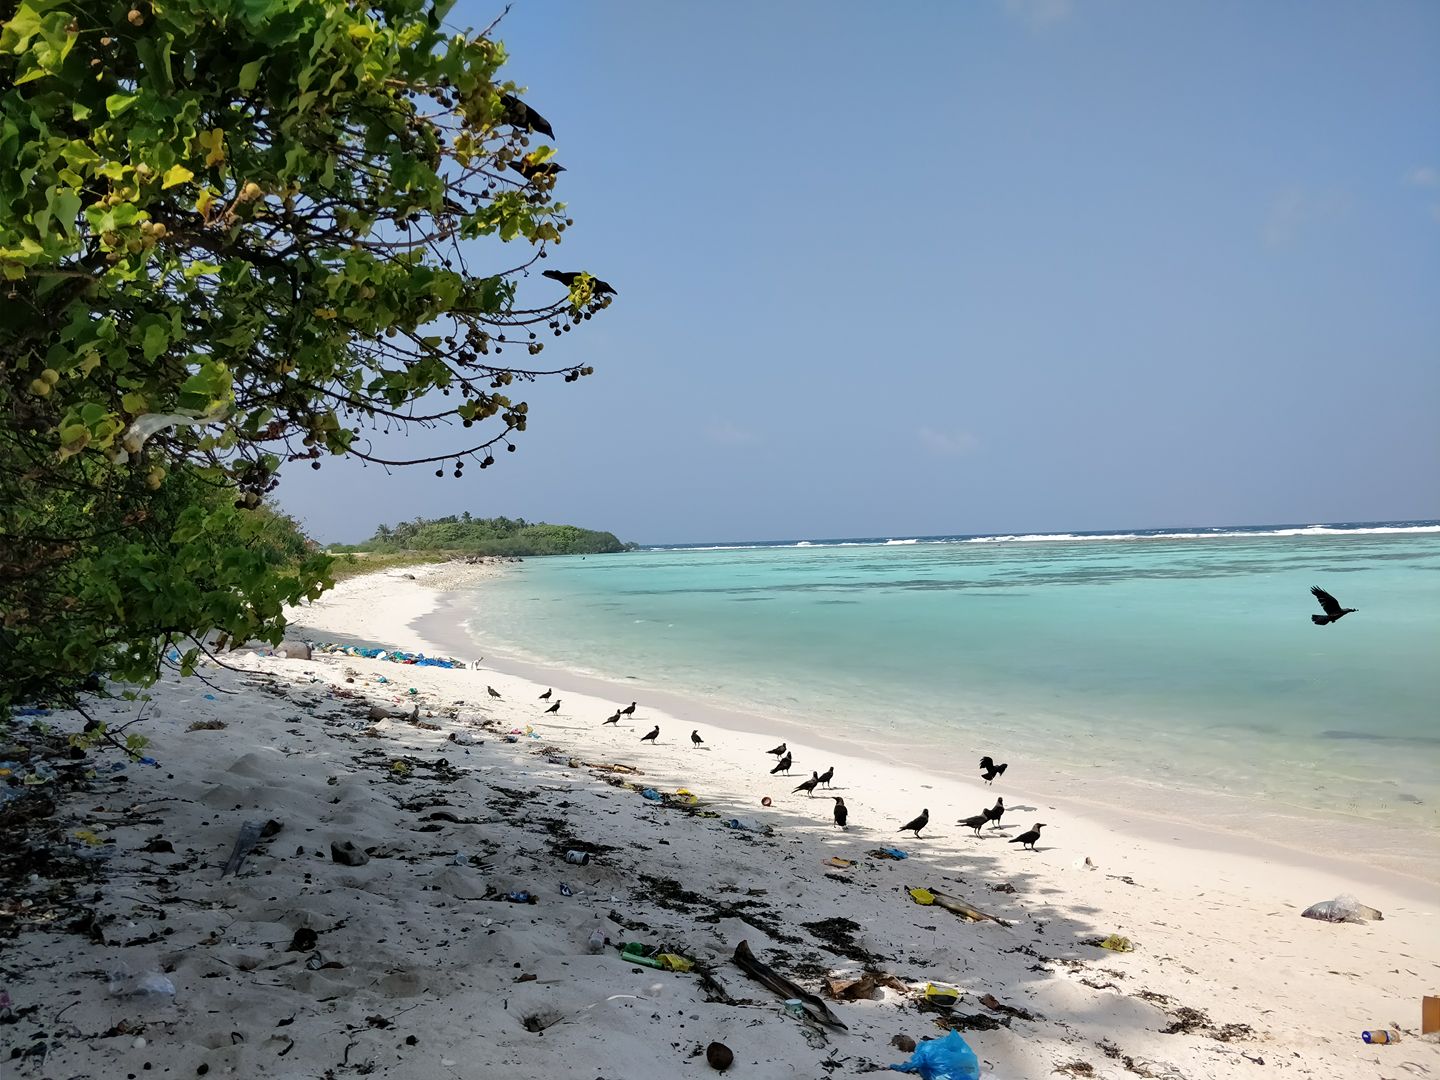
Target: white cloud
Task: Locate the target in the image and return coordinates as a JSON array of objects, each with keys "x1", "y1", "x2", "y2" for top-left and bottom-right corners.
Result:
[
  {"x1": 704, "y1": 420, "x2": 759, "y2": 446},
  {"x1": 1262, "y1": 188, "x2": 1350, "y2": 250},
  {"x1": 918, "y1": 426, "x2": 978, "y2": 456},
  {"x1": 1403, "y1": 166, "x2": 1439, "y2": 189},
  {"x1": 1003, "y1": 0, "x2": 1073, "y2": 29}
]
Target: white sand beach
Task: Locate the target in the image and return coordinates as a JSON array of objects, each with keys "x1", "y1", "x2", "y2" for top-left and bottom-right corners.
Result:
[{"x1": 3, "y1": 563, "x2": 1437, "y2": 1079}]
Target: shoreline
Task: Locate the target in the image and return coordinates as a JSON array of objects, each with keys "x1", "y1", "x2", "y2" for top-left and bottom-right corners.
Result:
[
  {"x1": 6, "y1": 563, "x2": 1437, "y2": 1078},
  {"x1": 293, "y1": 565, "x2": 1440, "y2": 903}
]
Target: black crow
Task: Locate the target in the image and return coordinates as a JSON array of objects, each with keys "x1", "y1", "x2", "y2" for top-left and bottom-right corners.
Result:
[
  {"x1": 979, "y1": 756, "x2": 1007, "y2": 784},
  {"x1": 793, "y1": 772, "x2": 820, "y2": 797},
  {"x1": 766, "y1": 742, "x2": 787, "y2": 757},
  {"x1": 620, "y1": 702, "x2": 637, "y2": 718},
  {"x1": 601, "y1": 710, "x2": 621, "y2": 725},
  {"x1": 899, "y1": 809, "x2": 930, "y2": 837},
  {"x1": 1009, "y1": 823, "x2": 1046, "y2": 850},
  {"x1": 1311, "y1": 586, "x2": 1357, "y2": 625},
  {"x1": 487, "y1": 686, "x2": 501, "y2": 699},
  {"x1": 769, "y1": 752, "x2": 792, "y2": 775},
  {"x1": 508, "y1": 157, "x2": 565, "y2": 184},
  {"x1": 543, "y1": 700, "x2": 560, "y2": 714},
  {"x1": 988, "y1": 797, "x2": 1005, "y2": 829},
  {"x1": 542, "y1": 269, "x2": 617, "y2": 296},
  {"x1": 959, "y1": 811, "x2": 990, "y2": 835},
  {"x1": 499, "y1": 92, "x2": 555, "y2": 140},
  {"x1": 816, "y1": 766, "x2": 834, "y2": 788},
  {"x1": 538, "y1": 688, "x2": 552, "y2": 700},
  {"x1": 640, "y1": 725, "x2": 659, "y2": 743},
  {"x1": 691, "y1": 730, "x2": 704, "y2": 749}
]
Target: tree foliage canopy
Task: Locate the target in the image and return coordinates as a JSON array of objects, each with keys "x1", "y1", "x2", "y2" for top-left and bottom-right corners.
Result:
[{"x1": 0, "y1": 0, "x2": 612, "y2": 709}]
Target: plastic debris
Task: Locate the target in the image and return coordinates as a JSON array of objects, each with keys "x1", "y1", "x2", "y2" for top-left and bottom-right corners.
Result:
[
  {"x1": 108, "y1": 967, "x2": 177, "y2": 1000},
  {"x1": 1302, "y1": 895, "x2": 1383, "y2": 924},
  {"x1": 313, "y1": 642, "x2": 466, "y2": 668},
  {"x1": 1097, "y1": 934, "x2": 1134, "y2": 952},
  {"x1": 618, "y1": 942, "x2": 694, "y2": 972},
  {"x1": 641, "y1": 788, "x2": 663, "y2": 801},
  {"x1": 872, "y1": 847, "x2": 909, "y2": 860},
  {"x1": 887, "y1": 1029, "x2": 980, "y2": 1078},
  {"x1": 924, "y1": 983, "x2": 960, "y2": 1007}
]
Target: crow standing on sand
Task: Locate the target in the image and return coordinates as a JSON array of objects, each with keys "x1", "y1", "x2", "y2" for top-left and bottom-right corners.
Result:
[
  {"x1": 487, "y1": 686, "x2": 502, "y2": 700},
  {"x1": 987, "y1": 797, "x2": 1006, "y2": 829},
  {"x1": 601, "y1": 710, "x2": 621, "y2": 726},
  {"x1": 621, "y1": 702, "x2": 638, "y2": 718},
  {"x1": 691, "y1": 730, "x2": 704, "y2": 749},
  {"x1": 766, "y1": 742, "x2": 787, "y2": 757},
  {"x1": 899, "y1": 809, "x2": 930, "y2": 837},
  {"x1": 959, "y1": 810, "x2": 990, "y2": 835},
  {"x1": 816, "y1": 766, "x2": 835, "y2": 789},
  {"x1": 538, "y1": 688, "x2": 552, "y2": 701},
  {"x1": 793, "y1": 772, "x2": 820, "y2": 797},
  {"x1": 1009, "y1": 822, "x2": 1046, "y2": 850},
  {"x1": 979, "y1": 756, "x2": 1007, "y2": 784},
  {"x1": 640, "y1": 725, "x2": 660, "y2": 744},
  {"x1": 769, "y1": 752, "x2": 793, "y2": 776},
  {"x1": 543, "y1": 700, "x2": 561, "y2": 714},
  {"x1": 1310, "y1": 586, "x2": 1358, "y2": 626},
  {"x1": 833, "y1": 798, "x2": 848, "y2": 829}
]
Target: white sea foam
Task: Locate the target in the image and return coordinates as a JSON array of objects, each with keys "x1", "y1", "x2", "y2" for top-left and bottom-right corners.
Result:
[{"x1": 643, "y1": 523, "x2": 1440, "y2": 552}]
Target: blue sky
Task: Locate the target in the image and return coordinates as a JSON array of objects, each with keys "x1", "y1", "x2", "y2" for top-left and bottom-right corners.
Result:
[{"x1": 277, "y1": 0, "x2": 1440, "y2": 545}]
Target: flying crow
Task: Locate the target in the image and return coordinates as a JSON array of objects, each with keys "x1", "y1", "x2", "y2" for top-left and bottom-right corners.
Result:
[{"x1": 1311, "y1": 586, "x2": 1357, "y2": 626}]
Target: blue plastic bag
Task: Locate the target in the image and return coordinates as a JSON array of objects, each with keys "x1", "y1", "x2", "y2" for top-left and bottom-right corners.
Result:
[{"x1": 888, "y1": 1030, "x2": 979, "y2": 1080}]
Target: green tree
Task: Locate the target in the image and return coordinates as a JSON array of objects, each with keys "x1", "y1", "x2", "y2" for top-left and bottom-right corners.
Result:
[{"x1": 0, "y1": 0, "x2": 613, "y2": 709}]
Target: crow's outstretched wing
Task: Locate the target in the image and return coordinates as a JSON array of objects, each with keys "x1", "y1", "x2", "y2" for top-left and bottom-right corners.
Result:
[{"x1": 1311, "y1": 586, "x2": 1343, "y2": 617}]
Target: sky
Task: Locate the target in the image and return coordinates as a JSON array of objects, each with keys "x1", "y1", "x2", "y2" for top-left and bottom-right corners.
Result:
[{"x1": 275, "y1": 0, "x2": 1440, "y2": 546}]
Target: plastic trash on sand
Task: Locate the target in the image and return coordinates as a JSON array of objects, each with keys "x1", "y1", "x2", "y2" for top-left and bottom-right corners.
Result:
[
  {"x1": 1301, "y1": 894, "x2": 1383, "y2": 924},
  {"x1": 108, "y1": 966, "x2": 176, "y2": 1000},
  {"x1": 888, "y1": 1029, "x2": 980, "y2": 1079},
  {"x1": 619, "y1": 942, "x2": 695, "y2": 972},
  {"x1": 641, "y1": 788, "x2": 663, "y2": 801},
  {"x1": 908, "y1": 887, "x2": 936, "y2": 906}
]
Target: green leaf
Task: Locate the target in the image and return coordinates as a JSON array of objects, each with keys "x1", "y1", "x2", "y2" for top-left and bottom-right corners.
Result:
[
  {"x1": 162, "y1": 164, "x2": 194, "y2": 189},
  {"x1": 142, "y1": 322, "x2": 169, "y2": 360},
  {"x1": 105, "y1": 93, "x2": 141, "y2": 117},
  {"x1": 49, "y1": 189, "x2": 81, "y2": 239},
  {"x1": 238, "y1": 59, "x2": 264, "y2": 91}
]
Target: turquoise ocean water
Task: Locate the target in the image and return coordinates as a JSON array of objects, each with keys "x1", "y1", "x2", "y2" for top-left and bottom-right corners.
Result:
[{"x1": 457, "y1": 522, "x2": 1440, "y2": 847}]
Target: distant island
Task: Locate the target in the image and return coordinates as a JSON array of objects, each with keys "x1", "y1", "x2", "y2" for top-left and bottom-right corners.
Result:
[{"x1": 331, "y1": 515, "x2": 636, "y2": 558}]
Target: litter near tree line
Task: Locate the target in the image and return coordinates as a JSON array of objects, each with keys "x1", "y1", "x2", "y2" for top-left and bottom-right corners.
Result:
[{"x1": 310, "y1": 642, "x2": 468, "y2": 669}]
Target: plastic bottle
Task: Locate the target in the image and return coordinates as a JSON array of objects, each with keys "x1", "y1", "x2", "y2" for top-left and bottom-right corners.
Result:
[
  {"x1": 587, "y1": 929, "x2": 606, "y2": 954},
  {"x1": 1362, "y1": 1029, "x2": 1397, "y2": 1045}
]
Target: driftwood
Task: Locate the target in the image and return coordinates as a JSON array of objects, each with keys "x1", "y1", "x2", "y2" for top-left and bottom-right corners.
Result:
[
  {"x1": 731, "y1": 940, "x2": 847, "y2": 1030},
  {"x1": 928, "y1": 888, "x2": 1013, "y2": 928}
]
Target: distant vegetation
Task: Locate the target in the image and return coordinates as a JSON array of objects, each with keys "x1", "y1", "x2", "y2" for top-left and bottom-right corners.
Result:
[{"x1": 336, "y1": 515, "x2": 634, "y2": 558}]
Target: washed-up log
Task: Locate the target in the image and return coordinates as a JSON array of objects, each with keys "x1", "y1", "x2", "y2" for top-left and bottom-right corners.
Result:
[{"x1": 731, "y1": 940, "x2": 847, "y2": 1030}]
